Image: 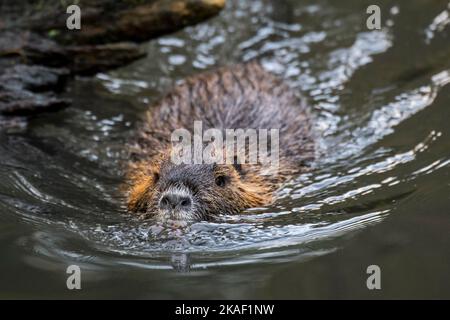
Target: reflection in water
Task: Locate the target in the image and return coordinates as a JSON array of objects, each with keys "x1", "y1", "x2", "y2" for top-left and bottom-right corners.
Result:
[{"x1": 0, "y1": 0, "x2": 450, "y2": 297}]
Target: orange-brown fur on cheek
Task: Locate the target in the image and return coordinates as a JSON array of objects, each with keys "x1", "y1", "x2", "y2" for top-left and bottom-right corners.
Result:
[
  {"x1": 231, "y1": 169, "x2": 273, "y2": 208},
  {"x1": 126, "y1": 160, "x2": 160, "y2": 213},
  {"x1": 238, "y1": 176, "x2": 273, "y2": 207}
]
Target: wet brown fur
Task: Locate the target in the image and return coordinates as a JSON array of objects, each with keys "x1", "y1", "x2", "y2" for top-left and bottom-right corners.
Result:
[{"x1": 126, "y1": 61, "x2": 314, "y2": 220}]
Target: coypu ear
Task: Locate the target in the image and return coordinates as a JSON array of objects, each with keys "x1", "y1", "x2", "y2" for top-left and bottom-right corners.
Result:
[
  {"x1": 232, "y1": 156, "x2": 246, "y2": 176},
  {"x1": 233, "y1": 162, "x2": 243, "y2": 174}
]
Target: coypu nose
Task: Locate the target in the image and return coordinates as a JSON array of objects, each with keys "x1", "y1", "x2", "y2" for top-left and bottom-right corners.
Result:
[{"x1": 159, "y1": 193, "x2": 192, "y2": 210}]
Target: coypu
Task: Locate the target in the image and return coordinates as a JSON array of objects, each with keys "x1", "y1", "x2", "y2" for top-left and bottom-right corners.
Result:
[{"x1": 126, "y1": 61, "x2": 314, "y2": 221}]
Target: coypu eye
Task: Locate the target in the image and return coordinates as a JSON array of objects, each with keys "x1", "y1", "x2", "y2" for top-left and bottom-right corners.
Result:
[
  {"x1": 153, "y1": 172, "x2": 160, "y2": 182},
  {"x1": 215, "y1": 175, "x2": 227, "y2": 187}
]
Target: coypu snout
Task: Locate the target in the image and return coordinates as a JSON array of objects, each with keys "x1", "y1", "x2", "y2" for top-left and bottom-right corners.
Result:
[
  {"x1": 159, "y1": 192, "x2": 192, "y2": 212},
  {"x1": 158, "y1": 186, "x2": 194, "y2": 221}
]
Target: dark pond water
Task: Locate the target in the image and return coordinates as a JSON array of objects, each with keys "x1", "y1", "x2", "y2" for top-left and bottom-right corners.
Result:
[{"x1": 1, "y1": 0, "x2": 450, "y2": 299}]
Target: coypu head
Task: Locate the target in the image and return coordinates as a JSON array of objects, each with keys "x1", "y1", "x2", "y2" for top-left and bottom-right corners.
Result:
[
  {"x1": 127, "y1": 155, "x2": 272, "y2": 222},
  {"x1": 128, "y1": 153, "x2": 272, "y2": 221}
]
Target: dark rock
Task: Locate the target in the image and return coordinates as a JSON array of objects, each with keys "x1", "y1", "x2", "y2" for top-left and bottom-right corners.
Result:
[
  {"x1": 0, "y1": 30, "x2": 69, "y2": 67},
  {"x1": 0, "y1": 0, "x2": 226, "y2": 123},
  {"x1": 0, "y1": 31, "x2": 145, "y2": 75},
  {"x1": 66, "y1": 42, "x2": 146, "y2": 75},
  {"x1": 0, "y1": 91, "x2": 70, "y2": 117},
  {"x1": 0, "y1": 64, "x2": 70, "y2": 92},
  {"x1": 0, "y1": 64, "x2": 70, "y2": 116}
]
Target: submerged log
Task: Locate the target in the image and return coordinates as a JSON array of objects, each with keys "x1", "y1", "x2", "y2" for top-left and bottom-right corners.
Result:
[
  {"x1": 0, "y1": 0, "x2": 225, "y2": 123},
  {"x1": 0, "y1": 31, "x2": 145, "y2": 75},
  {"x1": 21, "y1": 0, "x2": 226, "y2": 45}
]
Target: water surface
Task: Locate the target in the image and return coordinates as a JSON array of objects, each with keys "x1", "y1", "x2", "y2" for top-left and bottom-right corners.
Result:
[{"x1": 1, "y1": 0, "x2": 450, "y2": 299}]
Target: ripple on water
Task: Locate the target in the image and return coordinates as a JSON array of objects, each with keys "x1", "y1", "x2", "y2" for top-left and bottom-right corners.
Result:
[{"x1": 1, "y1": 0, "x2": 450, "y2": 271}]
